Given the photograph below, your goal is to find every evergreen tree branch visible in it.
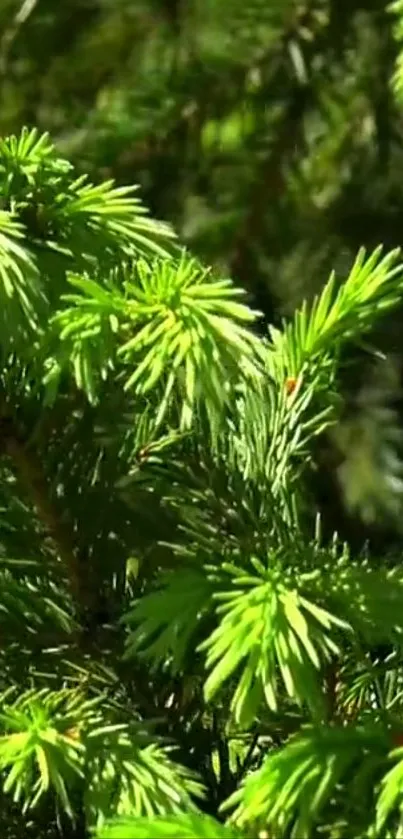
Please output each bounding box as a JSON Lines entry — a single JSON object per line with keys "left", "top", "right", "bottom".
{"left": 0, "top": 397, "right": 87, "bottom": 621}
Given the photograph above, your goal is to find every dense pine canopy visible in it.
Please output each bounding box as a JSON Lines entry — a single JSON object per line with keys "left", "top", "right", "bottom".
{"left": 3, "top": 2, "right": 403, "bottom": 838}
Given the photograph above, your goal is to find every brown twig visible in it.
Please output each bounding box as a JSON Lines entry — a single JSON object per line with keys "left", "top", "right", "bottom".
{"left": 0, "top": 396, "right": 90, "bottom": 622}
{"left": 4, "top": 433, "right": 82, "bottom": 600}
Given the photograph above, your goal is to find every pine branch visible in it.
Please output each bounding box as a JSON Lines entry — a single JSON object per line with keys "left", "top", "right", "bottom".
{"left": 0, "top": 397, "right": 89, "bottom": 623}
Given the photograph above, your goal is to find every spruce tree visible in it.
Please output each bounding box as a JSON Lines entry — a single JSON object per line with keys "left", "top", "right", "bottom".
{"left": 2, "top": 128, "right": 403, "bottom": 838}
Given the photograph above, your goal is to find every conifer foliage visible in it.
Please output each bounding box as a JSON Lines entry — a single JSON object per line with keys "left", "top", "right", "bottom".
{"left": 2, "top": 128, "right": 403, "bottom": 837}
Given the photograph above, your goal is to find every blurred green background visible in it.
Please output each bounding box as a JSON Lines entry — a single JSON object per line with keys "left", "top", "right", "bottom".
{"left": 2, "top": 0, "right": 401, "bottom": 312}
{"left": 2, "top": 0, "right": 403, "bottom": 537}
